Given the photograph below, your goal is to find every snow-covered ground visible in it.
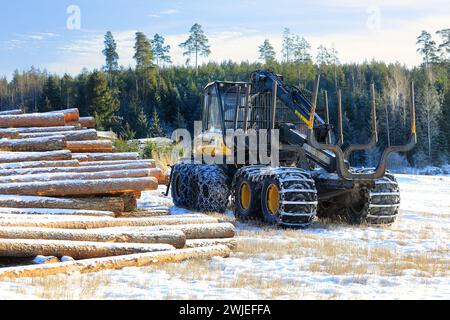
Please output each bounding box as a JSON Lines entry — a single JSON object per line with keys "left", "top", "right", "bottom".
{"left": 0, "top": 174, "right": 448, "bottom": 300}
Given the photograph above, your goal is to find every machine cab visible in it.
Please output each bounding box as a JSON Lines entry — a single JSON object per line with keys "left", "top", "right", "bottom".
{"left": 196, "top": 82, "right": 250, "bottom": 157}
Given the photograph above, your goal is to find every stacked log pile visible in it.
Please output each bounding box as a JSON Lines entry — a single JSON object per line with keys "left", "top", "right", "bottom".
{"left": 0, "top": 108, "right": 235, "bottom": 279}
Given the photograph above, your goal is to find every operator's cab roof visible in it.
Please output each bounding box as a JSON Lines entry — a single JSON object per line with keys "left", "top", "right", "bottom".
{"left": 204, "top": 81, "right": 250, "bottom": 91}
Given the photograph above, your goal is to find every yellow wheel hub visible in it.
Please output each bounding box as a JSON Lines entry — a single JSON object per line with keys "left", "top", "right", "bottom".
{"left": 240, "top": 182, "right": 251, "bottom": 210}
{"left": 267, "top": 184, "right": 280, "bottom": 215}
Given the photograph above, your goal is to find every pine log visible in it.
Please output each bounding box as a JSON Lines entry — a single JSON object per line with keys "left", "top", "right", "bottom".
{"left": 79, "top": 159, "right": 155, "bottom": 168}
{"left": 0, "top": 160, "right": 79, "bottom": 170}
{"left": 0, "top": 195, "right": 124, "bottom": 213}
{"left": 0, "top": 245, "right": 231, "bottom": 280}
{"left": 0, "top": 215, "right": 218, "bottom": 229}
{"left": 0, "top": 129, "right": 19, "bottom": 139}
{"left": 68, "top": 117, "right": 95, "bottom": 128}
{"left": 0, "top": 169, "right": 153, "bottom": 184}
{"left": 0, "top": 177, "right": 158, "bottom": 197}
{"left": 0, "top": 164, "right": 159, "bottom": 177}
{"left": 0, "top": 126, "right": 82, "bottom": 139}
{"left": 0, "top": 136, "right": 67, "bottom": 152}
{"left": 134, "top": 223, "right": 237, "bottom": 239}
{"left": 66, "top": 140, "right": 113, "bottom": 153}
{"left": 121, "top": 192, "right": 138, "bottom": 212}
{"left": 48, "top": 108, "right": 80, "bottom": 123}
{"left": 0, "top": 227, "right": 186, "bottom": 249}
{"left": 0, "top": 208, "right": 114, "bottom": 217}
{"left": 0, "top": 109, "right": 23, "bottom": 115}
{"left": 0, "top": 113, "right": 65, "bottom": 128}
{"left": 185, "top": 238, "right": 237, "bottom": 250}
{"left": 0, "top": 239, "right": 174, "bottom": 259}
{"left": 72, "top": 152, "right": 139, "bottom": 162}
{"left": 0, "top": 150, "right": 72, "bottom": 163}
{"left": 19, "top": 129, "right": 97, "bottom": 141}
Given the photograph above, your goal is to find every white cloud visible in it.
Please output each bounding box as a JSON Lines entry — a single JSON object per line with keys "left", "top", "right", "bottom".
{"left": 148, "top": 8, "right": 180, "bottom": 18}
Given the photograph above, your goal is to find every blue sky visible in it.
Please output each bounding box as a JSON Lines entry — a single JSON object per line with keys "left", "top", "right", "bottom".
{"left": 0, "top": 0, "right": 449, "bottom": 78}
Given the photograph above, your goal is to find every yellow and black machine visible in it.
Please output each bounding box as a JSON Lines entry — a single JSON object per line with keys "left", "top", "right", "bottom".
{"left": 169, "top": 70, "right": 417, "bottom": 227}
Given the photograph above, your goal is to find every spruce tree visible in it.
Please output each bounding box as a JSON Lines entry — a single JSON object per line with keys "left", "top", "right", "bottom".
{"left": 103, "top": 31, "right": 119, "bottom": 74}
{"left": 39, "top": 76, "right": 62, "bottom": 112}
{"left": 86, "top": 70, "right": 120, "bottom": 131}
{"left": 149, "top": 110, "right": 163, "bottom": 137}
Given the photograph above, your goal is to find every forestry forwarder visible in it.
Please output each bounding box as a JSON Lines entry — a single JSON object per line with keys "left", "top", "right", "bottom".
{"left": 168, "top": 70, "right": 417, "bottom": 227}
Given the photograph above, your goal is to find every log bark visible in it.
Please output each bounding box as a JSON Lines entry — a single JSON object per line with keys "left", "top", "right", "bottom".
{"left": 0, "top": 150, "right": 72, "bottom": 163}
{"left": 0, "top": 162, "right": 156, "bottom": 176}
{"left": 140, "top": 223, "right": 237, "bottom": 239}
{"left": 0, "top": 215, "right": 218, "bottom": 229}
{"left": 0, "top": 136, "right": 67, "bottom": 152}
{"left": 0, "top": 169, "right": 153, "bottom": 184}
{"left": 121, "top": 193, "right": 137, "bottom": 212}
{"left": 0, "top": 239, "right": 174, "bottom": 259}
{"left": 0, "top": 208, "right": 114, "bottom": 217}
{"left": 185, "top": 238, "right": 237, "bottom": 250}
{"left": 0, "top": 109, "right": 23, "bottom": 115}
{"left": 79, "top": 159, "right": 155, "bottom": 168}
{"left": 72, "top": 152, "right": 139, "bottom": 162}
{"left": 5, "top": 125, "right": 82, "bottom": 134}
{"left": 0, "top": 160, "right": 79, "bottom": 170}
{"left": 0, "top": 113, "right": 65, "bottom": 128}
{"left": 0, "top": 129, "right": 19, "bottom": 139}
{"left": 0, "top": 177, "right": 158, "bottom": 196}
{"left": 0, "top": 245, "right": 231, "bottom": 280}
{"left": 19, "top": 129, "right": 97, "bottom": 141}
{"left": 0, "top": 227, "right": 186, "bottom": 249}
{"left": 78, "top": 117, "right": 95, "bottom": 128}
{"left": 48, "top": 108, "right": 80, "bottom": 123}
{"left": 66, "top": 140, "right": 113, "bottom": 153}
{"left": 0, "top": 195, "right": 124, "bottom": 213}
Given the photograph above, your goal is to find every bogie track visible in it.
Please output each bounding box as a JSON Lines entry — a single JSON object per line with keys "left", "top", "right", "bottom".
{"left": 233, "top": 166, "right": 318, "bottom": 227}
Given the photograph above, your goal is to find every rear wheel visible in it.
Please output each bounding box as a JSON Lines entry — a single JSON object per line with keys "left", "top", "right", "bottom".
{"left": 233, "top": 174, "right": 262, "bottom": 221}
{"left": 261, "top": 179, "right": 282, "bottom": 225}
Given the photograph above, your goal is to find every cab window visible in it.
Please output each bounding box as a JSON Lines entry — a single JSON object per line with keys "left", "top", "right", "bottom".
{"left": 207, "top": 90, "right": 222, "bottom": 133}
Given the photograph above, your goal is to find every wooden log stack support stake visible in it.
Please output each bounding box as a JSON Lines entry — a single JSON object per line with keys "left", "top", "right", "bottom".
{"left": 0, "top": 107, "right": 236, "bottom": 277}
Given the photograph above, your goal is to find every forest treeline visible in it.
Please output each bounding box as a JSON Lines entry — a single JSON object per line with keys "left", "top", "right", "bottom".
{"left": 0, "top": 25, "right": 449, "bottom": 167}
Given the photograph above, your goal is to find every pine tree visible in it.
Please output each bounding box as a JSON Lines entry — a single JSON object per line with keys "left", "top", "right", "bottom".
{"left": 282, "top": 28, "right": 294, "bottom": 63}
{"left": 293, "top": 36, "right": 311, "bottom": 63}
{"left": 149, "top": 110, "right": 163, "bottom": 137}
{"left": 151, "top": 34, "right": 171, "bottom": 88}
{"left": 133, "top": 32, "right": 155, "bottom": 103}
{"left": 436, "top": 28, "right": 450, "bottom": 61}
{"left": 179, "top": 23, "right": 211, "bottom": 74}
{"left": 134, "top": 32, "right": 154, "bottom": 71}
{"left": 259, "top": 39, "right": 276, "bottom": 64}
{"left": 416, "top": 31, "right": 439, "bottom": 68}
{"left": 316, "top": 45, "right": 331, "bottom": 65}
{"left": 102, "top": 31, "right": 119, "bottom": 74}
{"left": 86, "top": 70, "right": 120, "bottom": 131}
{"left": 151, "top": 34, "right": 172, "bottom": 66}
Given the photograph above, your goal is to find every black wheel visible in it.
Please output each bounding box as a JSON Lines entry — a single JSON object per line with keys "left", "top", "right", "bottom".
{"left": 171, "top": 163, "right": 196, "bottom": 209}
{"left": 233, "top": 175, "right": 262, "bottom": 221}
{"left": 261, "top": 178, "right": 282, "bottom": 225}
{"left": 193, "top": 165, "right": 230, "bottom": 213}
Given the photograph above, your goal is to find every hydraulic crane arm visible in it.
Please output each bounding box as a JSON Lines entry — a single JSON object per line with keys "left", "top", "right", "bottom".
{"left": 250, "top": 70, "right": 417, "bottom": 181}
